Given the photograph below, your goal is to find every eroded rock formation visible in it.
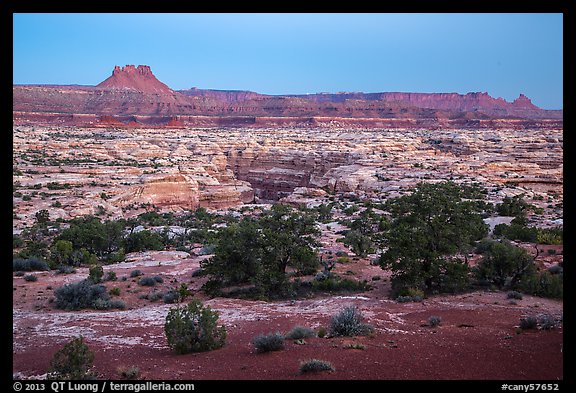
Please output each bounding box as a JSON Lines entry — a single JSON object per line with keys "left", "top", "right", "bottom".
{"left": 12, "top": 125, "right": 563, "bottom": 230}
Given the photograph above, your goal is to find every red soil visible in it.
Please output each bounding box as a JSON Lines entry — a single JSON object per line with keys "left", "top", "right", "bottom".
{"left": 13, "top": 251, "right": 563, "bottom": 381}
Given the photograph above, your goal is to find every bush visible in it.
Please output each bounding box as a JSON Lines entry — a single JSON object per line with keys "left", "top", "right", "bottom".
{"left": 48, "top": 336, "right": 95, "bottom": 380}
{"left": 103, "top": 271, "right": 117, "bottom": 281}
{"left": 519, "top": 314, "right": 559, "bottom": 331}
{"left": 13, "top": 257, "right": 50, "bottom": 272}
{"left": 24, "top": 274, "right": 38, "bottom": 282}
{"left": 520, "top": 271, "right": 563, "bottom": 299}
{"left": 547, "top": 264, "right": 563, "bottom": 275}
{"left": 54, "top": 279, "right": 111, "bottom": 310}
{"left": 109, "top": 287, "right": 121, "bottom": 296}
{"left": 285, "top": 326, "right": 316, "bottom": 340}
{"left": 496, "top": 195, "right": 530, "bottom": 217}
{"left": 118, "top": 366, "right": 140, "bottom": 380}
{"left": 428, "top": 316, "right": 442, "bottom": 327}
{"left": 395, "top": 288, "right": 424, "bottom": 302}
{"left": 153, "top": 275, "right": 164, "bottom": 283}
{"left": 519, "top": 316, "right": 538, "bottom": 330}
{"left": 474, "top": 240, "right": 535, "bottom": 289}
{"left": 13, "top": 235, "right": 25, "bottom": 249}
{"left": 507, "top": 291, "right": 523, "bottom": 300}
{"left": 252, "top": 333, "right": 285, "bottom": 353}
{"left": 163, "top": 290, "right": 179, "bottom": 304}
{"left": 317, "top": 327, "right": 327, "bottom": 338}
{"left": 343, "top": 342, "right": 365, "bottom": 350}
{"left": 164, "top": 299, "right": 227, "bottom": 354}
{"left": 329, "top": 305, "right": 374, "bottom": 337}
{"left": 130, "top": 270, "right": 143, "bottom": 278}
{"left": 88, "top": 265, "right": 104, "bottom": 283}
{"left": 124, "top": 230, "right": 165, "bottom": 253}
{"left": 538, "top": 314, "right": 558, "bottom": 330}
{"left": 311, "top": 276, "right": 370, "bottom": 292}
{"left": 139, "top": 276, "right": 157, "bottom": 286}
{"left": 55, "top": 265, "right": 76, "bottom": 275}
{"left": 141, "top": 290, "right": 163, "bottom": 302}
{"left": 299, "top": 359, "right": 335, "bottom": 373}
{"left": 93, "top": 298, "right": 126, "bottom": 310}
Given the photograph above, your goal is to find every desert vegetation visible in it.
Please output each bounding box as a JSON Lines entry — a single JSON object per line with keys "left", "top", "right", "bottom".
{"left": 164, "top": 299, "right": 227, "bottom": 354}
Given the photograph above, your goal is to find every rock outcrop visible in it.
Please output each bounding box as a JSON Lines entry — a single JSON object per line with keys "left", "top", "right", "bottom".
{"left": 13, "top": 125, "right": 562, "bottom": 230}
{"left": 97, "top": 65, "right": 174, "bottom": 94}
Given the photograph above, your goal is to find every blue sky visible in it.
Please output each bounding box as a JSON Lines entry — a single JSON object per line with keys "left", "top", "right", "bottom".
{"left": 13, "top": 13, "right": 563, "bottom": 109}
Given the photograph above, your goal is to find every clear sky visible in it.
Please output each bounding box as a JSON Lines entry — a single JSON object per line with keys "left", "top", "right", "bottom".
{"left": 13, "top": 13, "right": 563, "bottom": 109}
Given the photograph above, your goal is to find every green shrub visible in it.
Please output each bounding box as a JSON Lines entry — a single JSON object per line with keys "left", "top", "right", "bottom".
{"left": 48, "top": 336, "right": 95, "bottom": 380}
{"left": 130, "top": 270, "right": 143, "bottom": 278}
{"left": 139, "top": 276, "right": 157, "bottom": 286}
{"left": 343, "top": 342, "right": 365, "bottom": 350}
{"left": 299, "top": 359, "right": 335, "bottom": 373}
{"left": 24, "top": 274, "right": 38, "bottom": 282}
{"left": 140, "top": 290, "right": 163, "bottom": 302}
{"left": 124, "top": 230, "right": 165, "bottom": 253}
{"left": 104, "top": 271, "right": 117, "bottom": 281}
{"left": 547, "top": 264, "right": 563, "bottom": 275}
{"left": 109, "top": 287, "right": 121, "bottom": 296}
{"left": 395, "top": 288, "right": 424, "bottom": 302}
{"left": 537, "top": 227, "right": 563, "bottom": 245}
{"left": 88, "top": 265, "right": 104, "bottom": 283}
{"left": 519, "top": 316, "right": 538, "bottom": 330}
{"left": 164, "top": 299, "right": 227, "bottom": 354}
{"left": 496, "top": 195, "right": 530, "bottom": 217}
{"left": 336, "top": 256, "right": 350, "bottom": 264}
{"left": 163, "top": 290, "right": 179, "bottom": 304}
{"left": 538, "top": 314, "right": 558, "bottom": 330}
{"left": 252, "top": 333, "right": 285, "bottom": 353}
{"left": 474, "top": 240, "right": 535, "bottom": 289}
{"left": 520, "top": 271, "right": 563, "bottom": 299}
{"left": 54, "top": 279, "right": 110, "bottom": 310}
{"left": 13, "top": 257, "right": 50, "bottom": 272}
{"left": 55, "top": 265, "right": 76, "bottom": 275}
{"left": 93, "top": 298, "right": 126, "bottom": 310}
{"left": 317, "top": 327, "right": 327, "bottom": 338}
{"left": 428, "top": 316, "right": 442, "bottom": 327}
{"left": 285, "top": 326, "right": 315, "bottom": 340}
{"left": 311, "top": 276, "right": 370, "bottom": 292}
{"left": 153, "top": 275, "right": 164, "bottom": 283}
{"left": 506, "top": 291, "right": 523, "bottom": 300}
{"left": 13, "top": 235, "right": 25, "bottom": 249}
{"left": 118, "top": 366, "right": 140, "bottom": 380}
{"left": 329, "top": 305, "right": 374, "bottom": 337}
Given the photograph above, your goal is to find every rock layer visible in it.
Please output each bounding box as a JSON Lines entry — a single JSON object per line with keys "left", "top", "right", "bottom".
{"left": 13, "top": 65, "right": 562, "bottom": 129}
{"left": 13, "top": 126, "right": 563, "bottom": 230}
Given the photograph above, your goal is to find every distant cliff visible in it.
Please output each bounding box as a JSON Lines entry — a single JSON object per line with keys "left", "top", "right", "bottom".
{"left": 13, "top": 65, "right": 562, "bottom": 128}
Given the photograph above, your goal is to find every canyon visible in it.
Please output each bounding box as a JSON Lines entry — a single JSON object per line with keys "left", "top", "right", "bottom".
{"left": 12, "top": 125, "right": 563, "bottom": 229}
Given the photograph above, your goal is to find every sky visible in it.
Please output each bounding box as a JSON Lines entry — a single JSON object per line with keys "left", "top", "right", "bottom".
{"left": 13, "top": 13, "right": 563, "bottom": 109}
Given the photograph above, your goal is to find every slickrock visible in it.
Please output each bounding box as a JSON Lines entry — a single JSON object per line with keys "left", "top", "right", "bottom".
{"left": 12, "top": 125, "right": 562, "bottom": 231}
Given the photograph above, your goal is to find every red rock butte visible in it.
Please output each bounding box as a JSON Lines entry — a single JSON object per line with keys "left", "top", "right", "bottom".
{"left": 97, "top": 64, "right": 174, "bottom": 94}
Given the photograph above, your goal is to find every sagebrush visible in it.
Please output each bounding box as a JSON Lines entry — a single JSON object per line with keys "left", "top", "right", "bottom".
{"left": 329, "top": 305, "right": 374, "bottom": 337}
